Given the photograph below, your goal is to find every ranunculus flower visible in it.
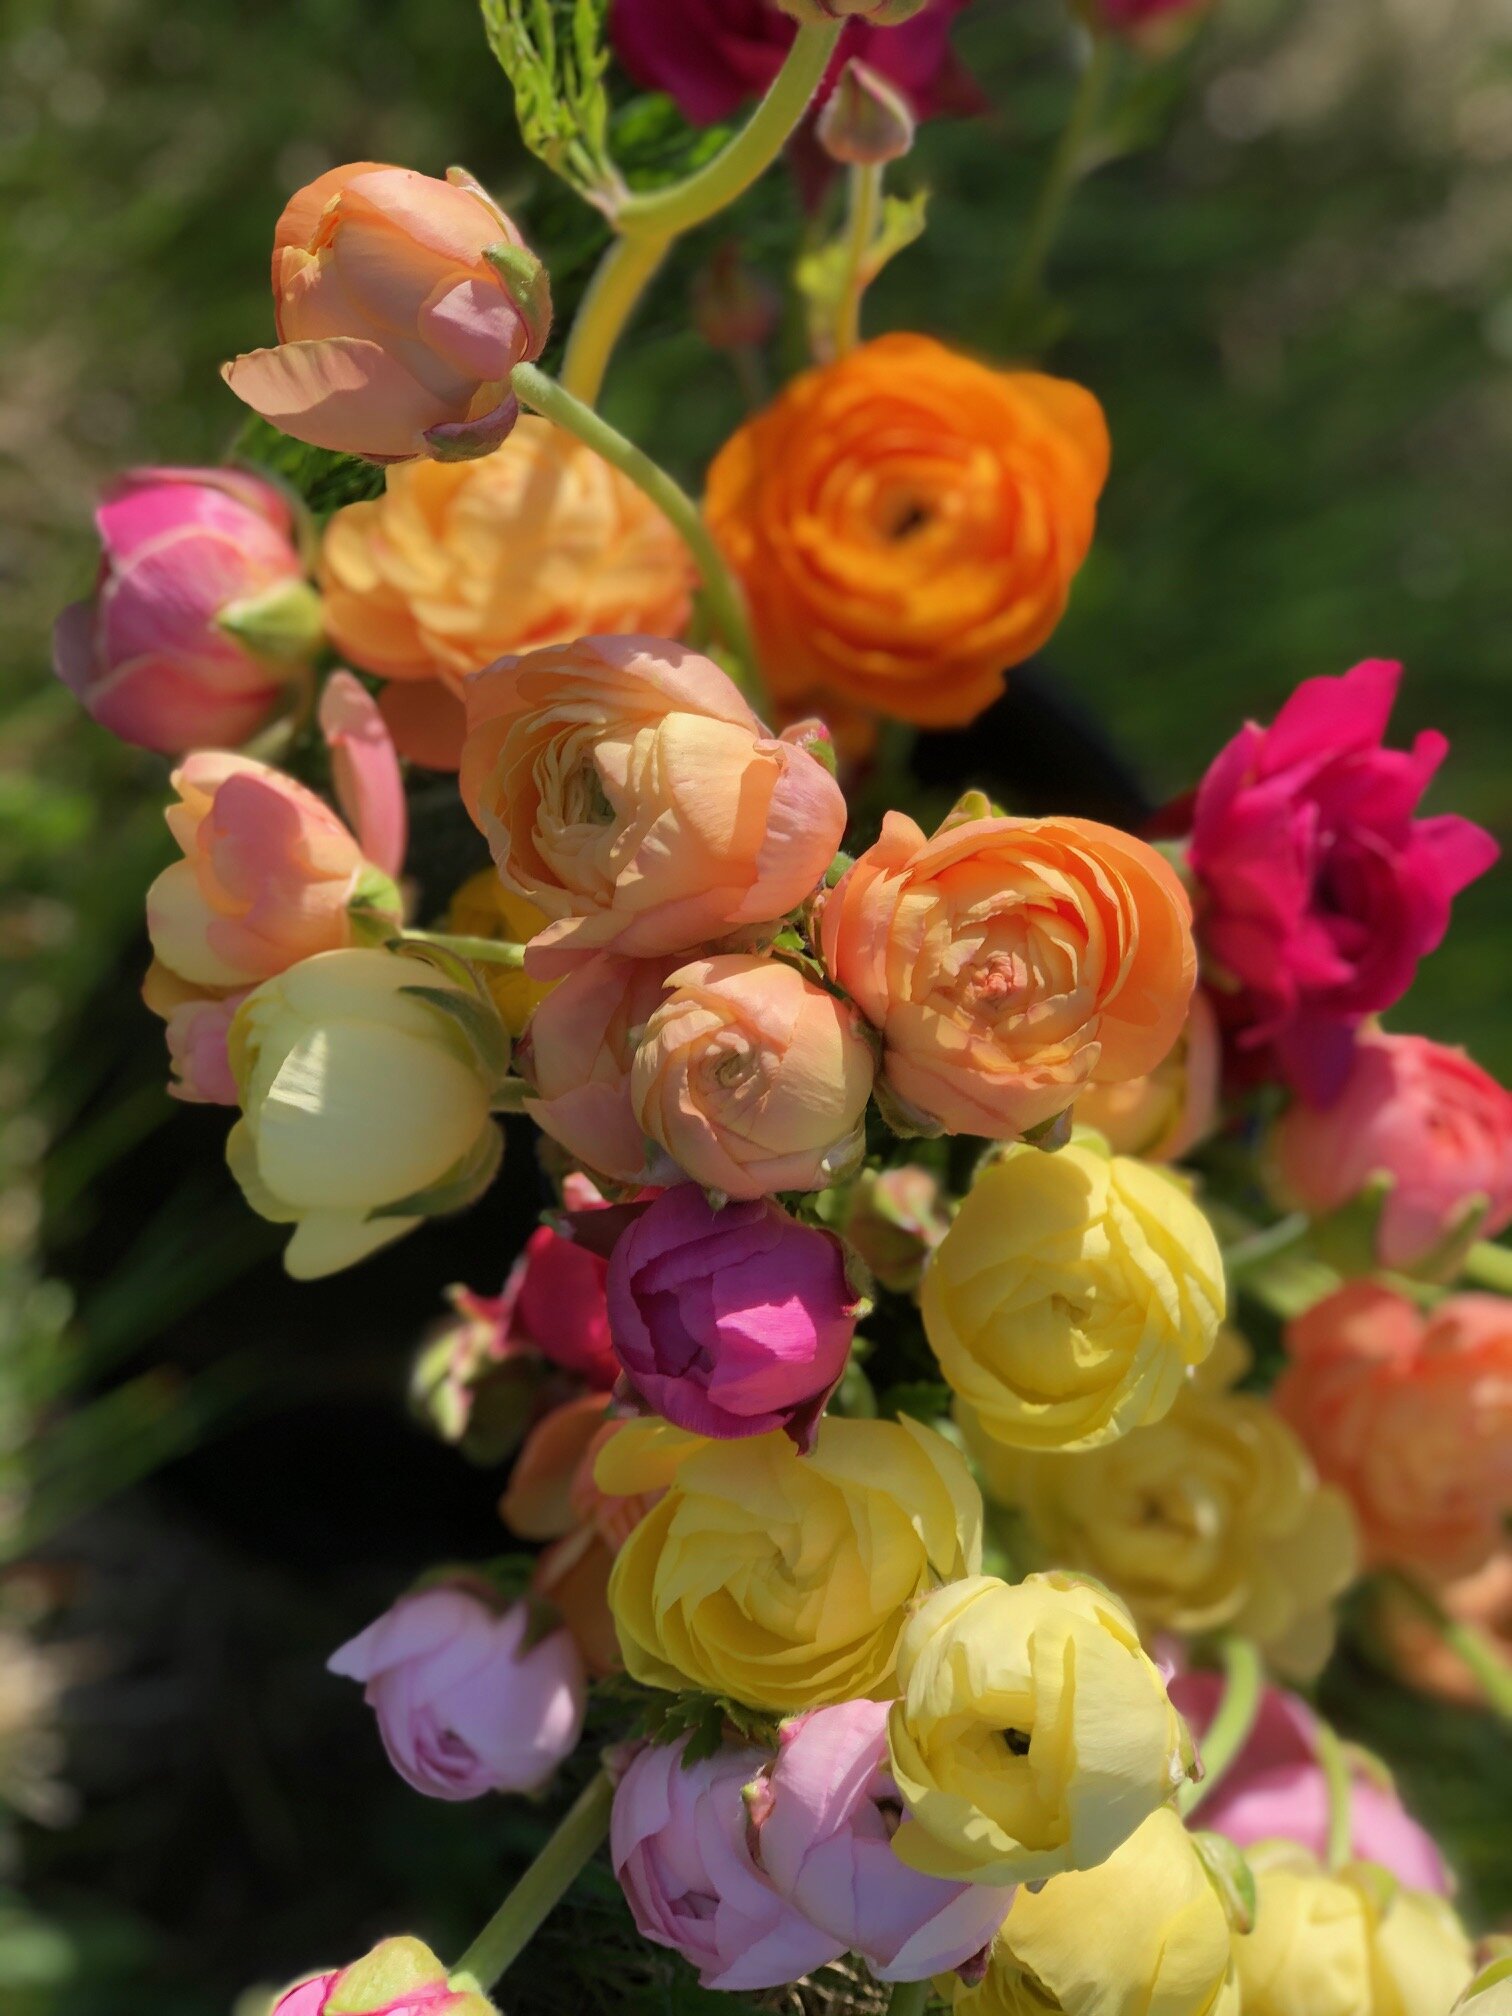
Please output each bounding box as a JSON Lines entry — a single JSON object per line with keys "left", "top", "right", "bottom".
{"left": 1274, "top": 1283, "right": 1512, "bottom": 1581}
{"left": 444, "top": 869, "right": 555, "bottom": 1034}
{"left": 837, "top": 1163, "right": 951, "bottom": 1294}
{"left": 270, "top": 1937, "right": 498, "bottom": 2016}
{"left": 495, "top": 1209, "right": 619, "bottom": 1388}
{"left": 1267, "top": 1028, "right": 1512, "bottom": 1278}
{"left": 1236, "top": 1850, "right": 1472, "bottom": 2016}
{"left": 604, "top": 1414, "right": 980, "bottom": 1711}
{"left": 964, "top": 1336, "right": 1357, "bottom": 1677}
{"left": 1186, "top": 660, "right": 1498, "bottom": 1100}
{"left": 53, "top": 466, "right": 319, "bottom": 754}
{"left": 222, "top": 164, "right": 550, "bottom": 463}
{"left": 923, "top": 1137, "right": 1224, "bottom": 1451}
{"left": 317, "top": 672, "right": 408, "bottom": 879}
{"left": 318, "top": 419, "right": 695, "bottom": 769}
{"left": 1169, "top": 1669, "right": 1450, "bottom": 1893}
{"left": 611, "top": 0, "right": 977, "bottom": 129}
{"left": 226, "top": 947, "right": 506, "bottom": 1278}
{"left": 606, "top": 1183, "right": 858, "bottom": 1444}
{"left": 748, "top": 1699, "right": 1012, "bottom": 1980}
{"left": 817, "top": 805, "right": 1194, "bottom": 1139}
{"left": 888, "top": 1572, "right": 1195, "bottom": 1886}
{"left": 1074, "top": 987, "right": 1221, "bottom": 1164}
{"left": 706, "top": 336, "right": 1109, "bottom": 729}
{"left": 952, "top": 1810, "right": 1242, "bottom": 2016}
{"left": 610, "top": 1735, "right": 846, "bottom": 1990}
{"left": 460, "top": 636, "right": 847, "bottom": 976}
{"left": 327, "top": 1584, "right": 585, "bottom": 1800}
{"left": 630, "top": 953, "right": 876, "bottom": 1199}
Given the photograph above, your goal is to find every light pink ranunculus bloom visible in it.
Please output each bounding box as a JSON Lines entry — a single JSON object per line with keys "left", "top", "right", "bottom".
{"left": 269, "top": 1937, "right": 497, "bottom": 2016}
{"left": 223, "top": 164, "right": 550, "bottom": 463}
{"left": 1170, "top": 1667, "right": 1450, "bottom": 1894}
{"left": 328, "top": 1585, "right": 585, "bottom": 1801}
{"left": 53, "top": 466, "right": 315, "bottom": 754}
{"left": 319, "top": 671, "right": 408, "bottom": 878}
{"left": 748, "top": 1700, "right": 1013, "bottom": 1980}
{"left": 610, "top": 1735, "right": 846, "bottom": 1990}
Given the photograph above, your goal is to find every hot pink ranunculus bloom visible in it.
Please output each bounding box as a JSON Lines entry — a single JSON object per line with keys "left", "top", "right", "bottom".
{"left": 1187, "top": 660, "right": 1498, "bottom": 1101}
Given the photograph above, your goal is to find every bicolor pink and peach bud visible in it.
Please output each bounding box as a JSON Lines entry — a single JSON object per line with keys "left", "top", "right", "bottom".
{"left": 269, "top": 1937, "right": 497, "bottom": 2016}
{"left": 53, "top": 467, "right": 319, "bottom": 754}
{"left": 222, "top": 164, "right": 551, "bottom": 463}
{"left": 816, "top": 58, "right": 917, "bottom": 164}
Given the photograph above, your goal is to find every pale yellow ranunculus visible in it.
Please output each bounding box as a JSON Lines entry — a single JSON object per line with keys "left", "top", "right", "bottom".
{"left": 887, "top": 1571, "right": 1196, "bottom": 1885}
{"left": 951, "top": 1808, "right": 1243, "bottom": 2016}
{"left": 921, "top": 1136, "right": 1223, "bottom": 1453}
{"left": 602, "top": 1414, "right": 981, "bottom": 1712}
{"left": 226, "top": 947, "right": 505, "bottom": 1280}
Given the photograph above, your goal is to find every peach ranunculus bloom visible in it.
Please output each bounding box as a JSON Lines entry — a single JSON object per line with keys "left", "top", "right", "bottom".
{"left": 1274, "top": 1283, "right": 1512, "bottom": 1580}
{"left": 631, "top": 953, "right": 876, "bottom": 1199}
{"left": 815, "top": 801, "right": 1196, "bottom": 1139}
{"left": 1075, "top": 986, "right": 1221, "bottom": 1163}
{"left": 316, "top": 419, "right": 697, "bottom": 769}
{"left": 704, "top": 332, "right": 1109, "bottom": 730}
{"left": 460, "top": 636, "right": 848, "bottom": 978}
{"left": 222, "top": 163, "right": 550, "bottom": 464}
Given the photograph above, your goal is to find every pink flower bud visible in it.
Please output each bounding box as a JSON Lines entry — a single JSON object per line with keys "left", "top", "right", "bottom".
{"left": 816, "top": 58, "right": 917, "bottom": 163}
{"left": 606, "top": 1184, "right": 859, "bottom": 1446}
{"left": 840, "top": 1164, "right": 950, "bottom": 1294}
{"left": 270, "top": 1937, "right": 497, "bottom": 2016}
{"left": 749, "top": 1700, "right": 1013, "bottom": 1980}
{"left": 53, "top": 467, "right": 317, "bottom": 754}
{"left": 328, "top": 1585, "right": 585, "bottom": 1800}
{"left": 223, "top": 164, "right": 551, "bottom": 464}
{"left": 691, "top": 242, "right": 783, "bottom": 352}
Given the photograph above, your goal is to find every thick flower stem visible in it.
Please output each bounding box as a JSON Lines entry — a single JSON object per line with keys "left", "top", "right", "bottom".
{"left": 1178, "top": 1635, "right": 1263, "bottom": 1819}
{"left": 1313, "top": 1720, "right": 1354, "bottom": 1869}
{"left": 453, "top": 1769, "right": 614, "bottom": 1989}
{"left": 1463, "top": 1239, "right": 1512, "bottom": 1293}
{"left": 1003, "top": 30, "right": 1113, "bottom": 331}
{"left": 886, "top": 1982, "right": 932, "bottom": 2016}
{"left": 400, "top": 928, "right": 526, "bottom": 968}
{"left": 1380, "top": 1569, "right": 1512, "bottom": 1723}
{"left": 835, "top": 161, "right": 885, "bottom": 357}
{"left": 510, "top": 361, "right": 760, "bottom": 694}
{"left": 559, "top": 230, "right": 671, "bottom": 406}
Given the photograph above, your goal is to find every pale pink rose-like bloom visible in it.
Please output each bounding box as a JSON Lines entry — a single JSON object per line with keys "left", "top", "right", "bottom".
{"left": 328, "top": 1585, "right": 585, "bottom": 1801}
{"left": 460, "top": 636, "right": 847, "bottom": 978}
{"left": 748, "top": 1700, "right": 1013, "bottom": 1980}
{"left": 611, "top": 1735, "right": 846, "bottom": 1990}
{"left": 53, "top": 466, "right": 312, "bottom": 754}
{"left": 222, "top": 163, "right": 550, "bottom": 464}
{"left": 1269, "top": 1028, "right": 1512, "bottom": 1274}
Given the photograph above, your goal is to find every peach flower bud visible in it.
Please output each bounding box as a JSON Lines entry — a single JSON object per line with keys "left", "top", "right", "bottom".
{"left": 816, "top": 59, "right": 917, "bottom": 164}
{"left": 460, "top": 636, "right": 847, "bottom": 977}
{"left": 631, "top": 953, "right": 876, "bottom": 1199}
{"left": 817, "top": 804, "right": 1195, "bottom": 1139}
{"left": 1075, "top": 986, "right": 1221, "bottom": 1163}
{"left": 222, "top": 164, "right": 550, "bottom": 463}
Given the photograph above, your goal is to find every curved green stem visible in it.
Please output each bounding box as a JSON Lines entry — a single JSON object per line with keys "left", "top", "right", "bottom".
{"left": 1178, "top": 1636, "right": 1263, "bottom": 1819}
{"left": 886, "top": 1983, "right": 931, "bottom": 2016}
{"left": 834, "top": 160, "right": 884, "bottom": 357}
{"left": 560, "top": 231, "right": 672, "bottom": 407}
{"left": 1313, "top": 1721, "right": 1354, "bottom": 1870}
{"left": 1004, "top": 31, "right": 1113, "bottom": 330}
{"left": 1381, "top": 1569, "right": 1512, "bottom": 1722}
{"left": 401, "top": 928, "right": 527, "bottom": 969}
{"left": 1221, "top": 1212, "right": 1311, "bottom": 1279}
{"left": 1463, "top": 1239, "right": 1512, "bottom": 1294}
{"left": 511, "top": 361, "right": 759, "bottom": 694}
{"left": 453, "top": 1769, "right": 613, "bottom": 1989}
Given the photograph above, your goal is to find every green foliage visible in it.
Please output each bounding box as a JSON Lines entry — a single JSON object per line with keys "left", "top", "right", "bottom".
{"left": 231, "top": 416, "right": 386, "bottom": 518}
{"left": 481, "top": 0, "right": 620, "bottom": 206}
{"left": 638, "top": 1691, "right": 781, "bottom": 1766}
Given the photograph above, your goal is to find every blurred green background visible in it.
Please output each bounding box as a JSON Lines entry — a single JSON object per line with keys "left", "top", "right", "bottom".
{"left": 2, "top": 0, "right": 1510, "bottom": 2008}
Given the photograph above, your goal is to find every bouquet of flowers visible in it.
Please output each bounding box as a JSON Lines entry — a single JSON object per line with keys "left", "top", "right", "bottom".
{"left": 49, "top": 1, "right": 1512, "bottom": 2012}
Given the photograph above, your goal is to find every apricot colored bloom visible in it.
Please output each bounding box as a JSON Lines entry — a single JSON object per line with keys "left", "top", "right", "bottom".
{"left": 223, "top": 163, "right": 549, "bottom": 463}
{"left": 519, "top": 953, "right": 680, "bottom": 1185}
{"left": 447, "top": 870, "right": 554, "bottom": 1036}
{"left": 603, "top": 1413, "right": 981, "bottom": 1711}
{"left": 817, "top": 805, "right": 1195, "bottom": 1139}
{"left": 887, "top": 1572, "right": 1195, "bottom": 1885}
{"left": 923, "top": 1137, "right": 1224, "bottom": 1451}
{"left": 705, "top": 334, "right": 1108, "bottom": 728}
{"left": 1275, "top": 1283, "right": 1512, "bottom": 1580}
{"left": 1075, "top": 987, "right": 1221, "bottom": 1164}
{"left": 460, "top": 636, "right": 846, "bottom": 976}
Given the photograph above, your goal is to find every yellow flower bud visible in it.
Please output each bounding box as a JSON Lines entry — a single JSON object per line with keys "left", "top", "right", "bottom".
{"left": 921, "top": 1137, "right": 1224, "bottom": 1452}
{"left": 447, "top": 869, "right": 554, "bottom": 1035}
{"left": 887, "top": 1571, "right": 1196, "bottom": 1885}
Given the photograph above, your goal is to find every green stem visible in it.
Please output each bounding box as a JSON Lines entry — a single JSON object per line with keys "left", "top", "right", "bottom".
{"left": 1463, "top": 1239, "right": 1512, "bottom": 1294}
{"left": 834, "top": 160, "right": 884, "bottom": 357}
{"left": 511, "top": 361, "right": 759, "bottom": 694}
{"left": 453, "top": 1770, "right": 614, "bottom": 1989}
{"left": 1178, "top": 1636, "right": 1263, "bottom": 1819}
{"left": 559, "top": 230, "right": 671, "bottom": 407}
{"left": 1220, "top": 1212, "right": 1311, "bottom": 1279}
{"left": 401, "top": 928, "right": 527, "bottom": 968}
{"left": 1314, "top": 1720, "right": 1354, "bottom": 1869}
{"left": 1381, "top": 1569, "right": 1512, "bottom": 1722}
{"left": 886, "top": 1983, "right": 931, "bottom": 2016}
{"left": 1004, "top": 31, "right": 1113, "bottom": 329}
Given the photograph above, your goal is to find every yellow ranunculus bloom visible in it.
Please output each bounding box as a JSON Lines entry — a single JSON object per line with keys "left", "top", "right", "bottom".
{"left": 446, "top": 869, "right": 554, "bottom": 1036}
{"left": 602, "top": 1414, "right": 981, "bottom": 1712}
{"left": 1237, "top": 1852, "right": 1473, "bottom": 2016}
{"left": 951, "top": 1809, "right": 1243, "bottom": 2015}
{"left": 962, "top": 1336, "right": 1359, "bottom": 1680}
{"left": 226, "top": 947, "right": 504, "bottom": 1280}
{"left": 887, "top": 1571, "right": 1196, "bottom": 1885}
{"left": 921, "top": 1136, "right": 1223, "bottom": 1452}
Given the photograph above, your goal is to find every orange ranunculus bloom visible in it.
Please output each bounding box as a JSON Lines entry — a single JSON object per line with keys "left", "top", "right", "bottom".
{"left": 1275, "top": 1284, "right": 1512, "bottom": 1581}
{"left": 704, "top": 332, "right": 1109, "bottom": 729}
{"left": 816, "top": 803, "right": 1195, "bottom": 1139}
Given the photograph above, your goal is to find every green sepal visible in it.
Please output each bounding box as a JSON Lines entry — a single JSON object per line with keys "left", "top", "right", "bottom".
{"left": 872, "top": 1073, "right": 945, "bottom": 1141}
{"left": 483, "top": 240, "right": 554, "bottom": 351}
{"left": 347, "top": 868, "right": 404, "bottom": 941}
{"left": 1192, "top": 1832, "right": 1257, "bottom": 1935}
{"left": 217, "top": 578, "right": 325, "bottom": 663}
{"left": 1022, "top": 1107, "right": 1075, "bottom": 1153}
{"left": 367, "top": 1119, "right": 504, "bottom": 1222}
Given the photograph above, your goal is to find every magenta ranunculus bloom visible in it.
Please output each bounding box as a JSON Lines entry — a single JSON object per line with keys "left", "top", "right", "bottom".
{"left": 53, "top": 466, "right": 316, "bottom": 754}
{"left": 502, "top": 1217, "right": 620, "bottom": 1389}
{"left": 611, "top": 1735, "right": 847, "bottom": 1990}
{"left": 605, "top": 1183, "right": 859, "bottom": 1447}
{"left": 1187, "top": 660, "right": 1498, "bottom": 1101}
{"left": 610, "top": 0, "right": 978, "bottom": 128}
{"left": 1170, "top": 1668, "right": 1450, "bottom": 1893}
{"left": 748, "top": 1699, "right": 1012, "bottom": 1980}
{"left": 328, "top": 1585, "right": 586, "bottom": 1801}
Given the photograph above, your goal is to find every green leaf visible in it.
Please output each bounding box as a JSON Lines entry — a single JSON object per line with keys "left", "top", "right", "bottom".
{"left": 481, "top": 0, "right": 623, "bottom": 208}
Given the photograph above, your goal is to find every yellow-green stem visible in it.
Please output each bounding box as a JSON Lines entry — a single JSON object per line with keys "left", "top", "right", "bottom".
{"left": 1178, "top": 1636, "right": 1263, "bottom": 1819}
{"left": 453, "top": 1770, "right": 613, "bottom": 1988}
{"left": 1381, "top": 1569, "right": 1512, "bottom": 1722}
{"left": 887, "top": 1983, "right": 931, "bottom": 2016}
{"left": 401, "top": 928, "right": 527, "bottom": 968}
{"left": 559, "top": 230, "right": 671, "bottom": 406}
{"left": 1314, "top": 1721, "right": 1354, "bottom": 1869}
{"left": 1463, "top": 1239, "right": 1512, "bottom": 1294}
{"left": 1004, "top": 31, "right": 1113, "bottom": 329}
{"left": 834, "top": 160, "right": 884, "bottom": 356}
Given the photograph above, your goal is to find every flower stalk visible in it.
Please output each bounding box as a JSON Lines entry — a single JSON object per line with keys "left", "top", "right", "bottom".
{"left": 1177, "top": 1635, "right": 1263, "bottom": 1819}
{"left": 1003, "top": 29, "right": 1114, "bottom": 329}
{"left": 453, "top": 1768, "right": 614, "bottom": 1989}
{"left": 1313, "top": 1720, "right": 1354, "bottom": 1869}
{"left": 1381, "top": 1569, "right": 1512, "bottom": 1723}
{"left": 835, "top": 161, "right": 886, "bottom": 356}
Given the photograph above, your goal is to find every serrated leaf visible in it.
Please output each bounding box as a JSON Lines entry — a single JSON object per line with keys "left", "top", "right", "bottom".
{"left": 481, "top": 0, "right": 623, "bottom": 209}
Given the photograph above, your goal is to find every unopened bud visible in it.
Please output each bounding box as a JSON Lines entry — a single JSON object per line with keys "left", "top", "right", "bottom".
{"left": 817, "top": 60, "right": 916, "bottom": 166}
{"left": 692, "top": 242, "right": 781, "bottom": 352}
{"left": 841, "top": 1164, "right": 949, "bottom": 1294}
